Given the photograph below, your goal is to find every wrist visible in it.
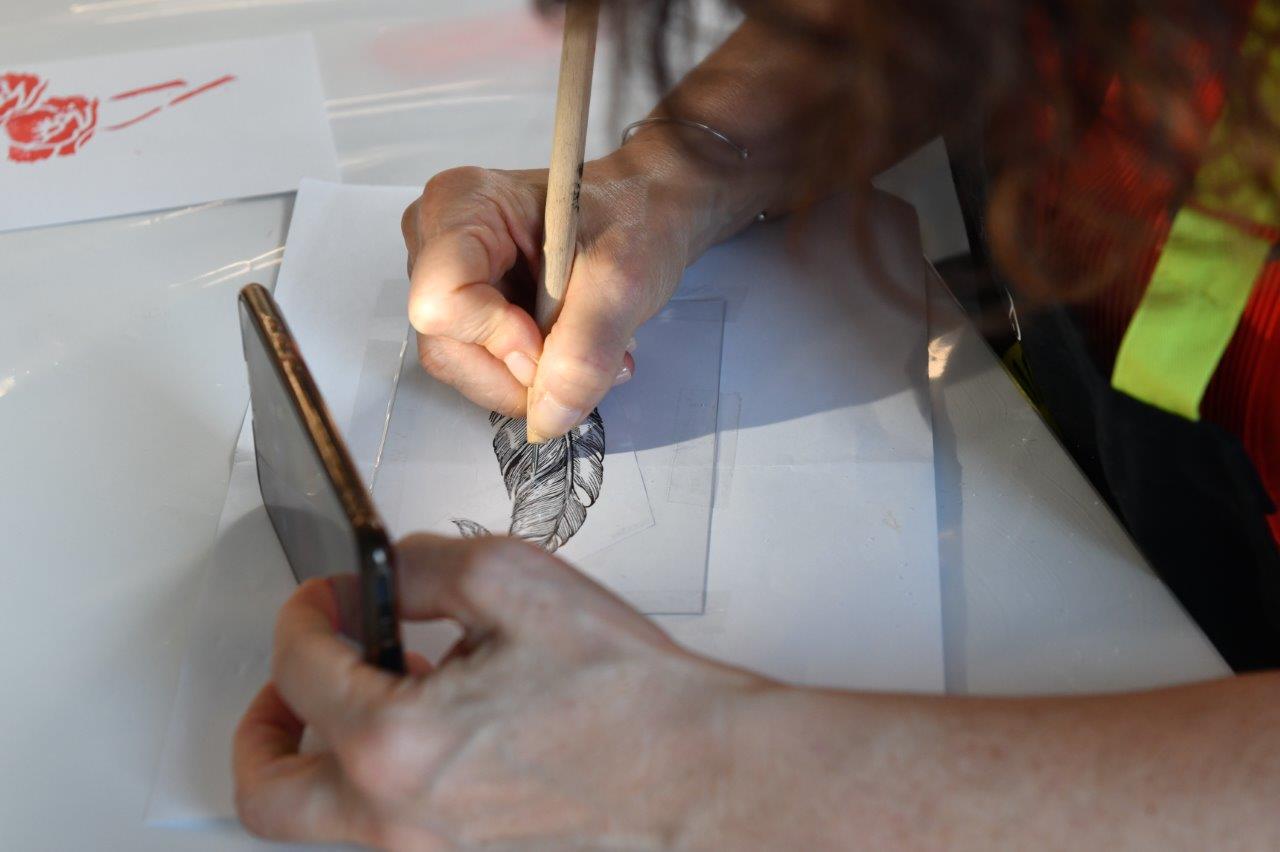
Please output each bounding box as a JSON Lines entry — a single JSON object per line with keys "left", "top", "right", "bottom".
{"left": 594, "top": 122, "right": 767, "bottom": 259}
{"left": 680, "top": 682, "right": 833, "bottom": 849}
{"left": 632, "top": 654, "right": 774, "bottom": 851}
{"left": 685, "top": 684, "right": 943, "bottom": 850}
{"left": 669, "top": 668, "right": 861, "bottom": 851}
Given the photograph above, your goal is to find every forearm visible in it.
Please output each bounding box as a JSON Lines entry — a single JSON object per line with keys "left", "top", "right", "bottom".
{"left": 701, "top": 674, "right": 1280, "bottom": 848}
{"left": 622, "top": 16, "right": 851, "bottom": 250}
{"left": 609, "top": 8, "right": 957, "bottom": 259}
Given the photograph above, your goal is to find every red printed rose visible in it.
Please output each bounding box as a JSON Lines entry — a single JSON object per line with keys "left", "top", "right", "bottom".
{"left": 0, "top": 72, "right": 46, "bottom": 124}
{"left": 0, "top": 71, "right": 235, "bottom": 164}
{"left": 6, "top": 96, "right": 99, "bottom": 162}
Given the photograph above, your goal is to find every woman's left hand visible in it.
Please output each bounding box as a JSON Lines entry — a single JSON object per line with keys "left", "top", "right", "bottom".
{"left": 232, "top": 534, "right": 767, "bottom": 850}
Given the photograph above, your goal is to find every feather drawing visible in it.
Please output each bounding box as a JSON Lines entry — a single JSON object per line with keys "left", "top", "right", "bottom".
{"left": 450, "top": 518, "right": 491, "bottom": 538}
{"left": 453, "top": 408, "right": 605, "bottom": 552}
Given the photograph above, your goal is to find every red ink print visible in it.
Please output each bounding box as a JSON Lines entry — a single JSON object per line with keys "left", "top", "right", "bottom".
{"left": 1, "top": 71, "right": 236, "bottom": 163}
{"left": 0, "top": 73, "right": 47, "bottom": 124}
{"left": 103, "top": 74, "right": 239, "bottom": 133}
{"left": 168, "top": 74, "right": 236, "bottom": 106}
{"left": 6, "top": 96, "right": 98, "bottom": 162}
{"left": 110, "top": 79, "right": 186, "bottom": 100}
{"left": 103, "top": 106, "right": 162, "bottom": 131}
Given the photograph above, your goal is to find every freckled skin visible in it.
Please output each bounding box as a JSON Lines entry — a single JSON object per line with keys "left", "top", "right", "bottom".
{"left": 234, "top": 533, "right": 1280, "bottom": 850}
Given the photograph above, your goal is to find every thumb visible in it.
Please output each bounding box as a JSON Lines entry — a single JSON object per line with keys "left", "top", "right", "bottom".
{"left": 527, "top": 261, "right": 644, "bottom": 442}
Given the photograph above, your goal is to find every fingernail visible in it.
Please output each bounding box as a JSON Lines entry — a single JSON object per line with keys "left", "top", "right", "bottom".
{"left": 612, "top": 363, "right": 633, "bottom": 386}
{"left": 528, "top": 390, "right": 584, "bottom": 441}
{"left": 503, "top": 351, "right": 537, "bottom": 387}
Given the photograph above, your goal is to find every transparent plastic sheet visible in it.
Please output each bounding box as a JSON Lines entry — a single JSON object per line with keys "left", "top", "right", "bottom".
{"left": 146, "top": 180, "right": 424, "bottom": 826}
{"left": 648, "top": 198, "right": 945, "bottom": 691}
{"left": 144, "top": 326, "right": 412, "bottom": 827}
{"left": 373, "top": 296, "right": 726, "bottom": 617}
{"left": 146, "top": 180, "right": 724, "bottom": 825}
{"left": 344, "top": 278, "right": 412, "bottom": 484}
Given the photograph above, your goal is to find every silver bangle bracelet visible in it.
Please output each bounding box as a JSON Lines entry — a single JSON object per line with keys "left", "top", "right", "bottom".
{"left": 620, "top": 117, "right": 750, "bottom": 160}
{"left": 619, "top": 117, "right": 767, "bottom": 222}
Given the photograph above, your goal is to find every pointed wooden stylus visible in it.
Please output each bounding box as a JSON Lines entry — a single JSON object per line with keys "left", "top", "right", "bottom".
{"left": 527, "top": 0, "right": 600, "bottom": 443}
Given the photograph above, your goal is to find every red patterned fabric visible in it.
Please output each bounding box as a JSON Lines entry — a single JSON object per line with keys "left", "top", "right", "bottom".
{"left": 1027, "top": 2, "right": 1280, "bottom": 543}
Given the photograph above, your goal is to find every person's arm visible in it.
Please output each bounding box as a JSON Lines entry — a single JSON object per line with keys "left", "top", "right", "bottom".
{"left": 401, "top": 11, "right": 958, "bottom": 441}
{"left": 234, "top": 535, "right": 1280, "bottom": 849}
{"left": 721, "top": 675, "right": 1280, "bottom": 847}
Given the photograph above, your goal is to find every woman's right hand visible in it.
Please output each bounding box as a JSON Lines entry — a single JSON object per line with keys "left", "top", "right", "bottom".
{"left": 401, "top": 139, "right": 723, "bottom": 440}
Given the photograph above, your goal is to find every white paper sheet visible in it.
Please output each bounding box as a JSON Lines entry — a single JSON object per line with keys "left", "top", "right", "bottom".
{"left": 654, "top": 194, "right": 944, "bottom": 693}
{"left": 0, "top": 34, "right": 338, "bottom": 232}
{"left": 149, "top": 183, "right": 943, "bottom": 827}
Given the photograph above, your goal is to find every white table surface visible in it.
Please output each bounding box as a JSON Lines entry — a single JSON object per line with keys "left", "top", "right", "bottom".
{"left": 0, "top": 1, "right": 1228, "bottom": 849}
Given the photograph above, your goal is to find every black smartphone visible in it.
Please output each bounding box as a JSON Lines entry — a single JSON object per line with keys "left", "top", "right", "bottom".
{"left": 238, "top": 282, "right": 405, "bottom": 673}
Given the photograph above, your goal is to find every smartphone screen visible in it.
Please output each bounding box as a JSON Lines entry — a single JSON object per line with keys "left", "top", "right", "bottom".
{"left": 239, "top": 292, "right": 403, "bottom": 671}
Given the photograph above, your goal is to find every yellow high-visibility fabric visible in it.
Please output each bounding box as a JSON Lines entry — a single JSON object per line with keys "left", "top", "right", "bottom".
{"left": 1111, "top": 209, "right": 1272, "bottom": 419}
{"left": 1110, "top": 0, "right": 1279, "bottom": 418}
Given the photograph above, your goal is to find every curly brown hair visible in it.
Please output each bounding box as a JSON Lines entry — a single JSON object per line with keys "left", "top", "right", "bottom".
{"left": 583, "top": 0, "right": 1280, "bottom": 305}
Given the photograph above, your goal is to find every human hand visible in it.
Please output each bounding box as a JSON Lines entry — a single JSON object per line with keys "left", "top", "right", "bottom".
{"left": 233, "top": 534, "right": 766, "bottom": 850}
{"left": 401, "top": 141, "right": 718, "bottom": 441}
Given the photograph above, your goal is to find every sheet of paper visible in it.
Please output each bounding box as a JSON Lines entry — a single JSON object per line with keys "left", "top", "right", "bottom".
{"left": 655, "top": 193, "right": 944, "bottom": 693}
{"left": 149, "top": 183, "right": 942, "bottom": 827}
{"left": 0, "top": 34, "right": 338, "bottom": 232}
{"left": 375, "top": 297, "right": 725, "bottom": 615}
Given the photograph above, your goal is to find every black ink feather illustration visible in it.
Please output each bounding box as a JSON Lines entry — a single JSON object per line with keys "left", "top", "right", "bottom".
{"left": 453, "top": 409, "right": 605, "bottom": 552}
{"left": 450, "top": 518, "right": 491, "bottom": 538}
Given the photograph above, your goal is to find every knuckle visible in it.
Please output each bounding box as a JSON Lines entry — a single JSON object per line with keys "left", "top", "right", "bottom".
{"left": 413, "top": 287, "right": 510, "bottom": 349}
{"left": 423, "top": 165, "right": 488, "bottom": 200}
{"left": 476, "top": 535, "right": 541, "bottom": 567}
{"left": 408, "top": 290, "right": 451, "bottom": 336}
{"left": 268, "top": 637, "right": 303, "bottom": 689}
{"left": 399, "top": 200, "right": 418, "bottom": 243}
{"left": 541, "top": 350, "right": 615, "bottom": 402}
